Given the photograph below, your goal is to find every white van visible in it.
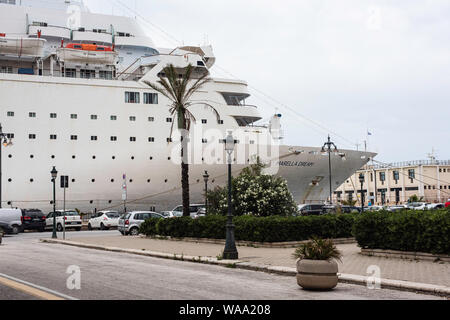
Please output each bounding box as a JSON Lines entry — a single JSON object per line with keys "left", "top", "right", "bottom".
{"left": 0, "top": 208, "right": 22, "bottom": 234}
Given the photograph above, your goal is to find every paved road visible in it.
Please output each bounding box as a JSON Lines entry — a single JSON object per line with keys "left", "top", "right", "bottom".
{"left": 0, "top": 232, "right": 443, "bottom": 300}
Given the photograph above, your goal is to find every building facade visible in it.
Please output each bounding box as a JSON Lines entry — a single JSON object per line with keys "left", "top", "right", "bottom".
{"left": 334, "top": 160, "right": 450, "bottom": 206}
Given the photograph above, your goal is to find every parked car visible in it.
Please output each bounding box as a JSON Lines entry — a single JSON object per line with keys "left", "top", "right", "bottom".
{"left": 20, "top": 209, "right": 46, "bottom": 232}
{"left": 405, "top": 202, "right": 426, "bottom": 210}
{"left": 445, "top": 199, "right": 450, "bottom": 208}
{"left": 297, "top": 204, "right": 324, "bottom": 216}
{"left": 363, "top": 205, "right": 385, "bottom": 212}
{"left": 425, "top": 203, "right": 444, "bottom": 210}
{"left": 321, "top": 205, "right": 361, "bottom": 214}
{"left": 0, "top": 221, "right": 14, "bottom": 235}
{"left": 88, "top": 211, "right": 120, "bottom": 230}
{"left": 45, "top": 210, "right": 82, "bottom": 231}
{"left": 171, "top": 204, "right": 206, "bottom": 218}
{"left": 159, "top": 211, "right": 182, "bottom": 218}
{"left": 118, "top": 211, "right": 164, "bottom": 236}
{"left": 0, "top": 208, "right": 22, "bottom": 234}
{"left": 386, "top": 206, "right": 406, "bottom": 212}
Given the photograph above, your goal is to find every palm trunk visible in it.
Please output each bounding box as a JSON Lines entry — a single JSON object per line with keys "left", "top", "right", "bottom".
{"left": 180, "top": 110, "right": 190, "bottom": 217}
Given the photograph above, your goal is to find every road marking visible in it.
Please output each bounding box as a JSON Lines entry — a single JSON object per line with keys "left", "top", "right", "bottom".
{"left": 0, "top": 273, "right": 78, "bottom": 300}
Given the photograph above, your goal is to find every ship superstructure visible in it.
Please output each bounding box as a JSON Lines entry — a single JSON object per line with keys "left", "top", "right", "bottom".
{"left": 0, "top": 0, "right": 375, "bottom": 212}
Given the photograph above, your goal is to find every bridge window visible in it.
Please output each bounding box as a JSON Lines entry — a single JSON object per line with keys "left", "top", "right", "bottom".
{"left": 144, "top": 93, "right": 158, "bottom": 104}
{"left": 125, "top": 92, "right": 140, "bottom": 103}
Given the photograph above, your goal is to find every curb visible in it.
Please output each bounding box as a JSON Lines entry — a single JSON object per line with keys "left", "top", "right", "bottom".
{"left": 40, "top": 238, "right": 450, "bottom": 298}
{"left": 140, "top": 235, "right": 356, "bottom": 248}
{"left": 360, "top": 248, "right": 450, "bottom": 263}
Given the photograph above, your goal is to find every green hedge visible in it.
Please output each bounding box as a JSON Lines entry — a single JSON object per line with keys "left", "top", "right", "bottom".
{"left": 353, "top": 209, "right": 450, "bottom": 254}
{"left": 139, "top": 214, "right": 357, "bottom": 243}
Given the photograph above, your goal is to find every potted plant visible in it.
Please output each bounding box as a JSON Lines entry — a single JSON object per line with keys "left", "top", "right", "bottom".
{"left": 293, "top": 238, "right": 342, "bottom": 290}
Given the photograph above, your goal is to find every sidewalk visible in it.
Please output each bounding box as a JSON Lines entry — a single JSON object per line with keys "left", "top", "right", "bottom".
{"left": 42, "top": 234, "right": 450, "bottom": 296}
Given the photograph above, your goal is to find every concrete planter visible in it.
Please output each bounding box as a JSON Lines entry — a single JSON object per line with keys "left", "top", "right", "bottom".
{"left": 296, "top": 259, "right": 339, "bottom": 290}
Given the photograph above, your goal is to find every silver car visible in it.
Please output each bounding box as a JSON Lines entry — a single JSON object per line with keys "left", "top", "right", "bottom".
{"left": 118, "top": 211, "right": 164, "bottom": 236}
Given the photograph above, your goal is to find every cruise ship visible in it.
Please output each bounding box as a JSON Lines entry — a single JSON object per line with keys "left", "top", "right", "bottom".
{"left": 0, "top": 0, "right": 375, "bottom": 213}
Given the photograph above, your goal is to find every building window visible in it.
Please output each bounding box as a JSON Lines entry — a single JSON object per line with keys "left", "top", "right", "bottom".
{"left": 202, "top": 138, "right": 208, "bottom": 144}
{"left": 129, "top": 116, "right": 136, "bottom": 121}
{"left": 71, "top": 114, "right": 77, "bottom": 119}
{"left": 130, "top": 137, "right": 136, "bottom": 142}
{"left": 408, "top": 169, "right": 415, "bottom": 180}
{"left": 166, "top": 118, "right": 172, "bottom": 123}
{"left": 110, "top": 115, "right": 117, "bottom": 121}
{"left": 29, "top": 134, "right": 36, "bottom": 139}
{"left": 143, "top": 93, "right": 158, "bottom": 104}
{"left": 148, "top": 117, "right": 154, "bottom": 122}
{"left": 6, "top": 133, "right": 14, "bottom": 139}
{"left": 99, "top": 70, "right": 113, "bottom": 80}
{"left": 148, "top": 137, "right": 155, "bottom": 142}
{"left": 202, "top": 119, "right": 207, "bottom": 124}
{"left": 91, "top": 115, "right": 98, "bottom": 120}
{"left": 50, "top": 113, "right": 57, "bottom": 119}
{"left": 110, "top": 136, "right": 117, "bottom": 141}
{"left": 80, "top": 69, "right": 95, "bottom": 79}
{"left": 167, "top": 138, "right": 172, "bottom": 143}
{"left": 91, "top": 136, "right": 98, "bottom": 141}
{"left": 393, "top": 171, "right": 399, "bottom": 181}
{"left": 29, "top": 112, "right": 36, "bottom": 118}
{"left": 64, "top": 68, "right": 76, "bottom": 78}
{"left": 379, "top": 172, "right": 386, "bottom": 182}
{"left": 7, "top": 111, "right": 14, "bottom": 117}
{"left": 0, "top": 66, "right": 13, "bottom": 74}
{"left": 50, "top": 134, "right": 57, "bottom": 140}
{"left": 71, "top": 135, "right": 77, "bottom": 140}
{"left": 218, "top": 120, "right": 224, "bottom": 124}
{"left": 125, "top": 92, "right": 140, "bottom": 103}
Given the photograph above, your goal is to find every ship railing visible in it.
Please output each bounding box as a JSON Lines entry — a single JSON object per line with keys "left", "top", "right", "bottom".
{"left": 371, "top": 160, "right": 450, "bottom": 169}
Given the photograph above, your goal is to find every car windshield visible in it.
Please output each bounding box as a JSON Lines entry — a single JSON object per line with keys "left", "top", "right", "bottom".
{"left": 173, "top": 212, "right": 183, "bottom": 217}
{"left": 106, "top": 212, "right": 120, "bottom": 218}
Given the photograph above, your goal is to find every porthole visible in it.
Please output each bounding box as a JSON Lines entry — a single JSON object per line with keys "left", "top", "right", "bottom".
{"left": 8, "top": 154, "right": 12, "bottom": 158}
{"left": 72, "top": 155, "right": 76, "bottom": 159}
{"left": 129, "top": 179, "right": 133, "bottom": 183}
{"left": 91, "top": 179, "right": 95, "bottom": 183}
{"left": 30, "top": 179, "right": 34, "bottom": 183}
{"left": 212, "top": 179, "right": 215, "bottom": 183}
{"left": 89, "top": 200, "right": 93, "bottom": 204}
{"left": 7, "top": 201, "right": 11, "bottom": 205}
{"left": 196, "top": 179, "right": 200, "bottom": 183}
{"left": 131, "top": 156, "right": 135, "bottom": 160}
{"left": 164, "top": 179, "right": 168, "bottom": 183}
{"left": 92, "top": 156, "right": 96, "bottom": 159}
{"left": 111, "top": 179, "right": 114, "bottom": 183}
{"left": 112, "top": 156, "right": 116, "bottom": 160}
{"left": 150, "top": 157, "right": 153, "bottom": 160}
{"left": 168, "top": 157, "right": 171, "bottom": 160}
{"left": 108, "top": 200, "right": 112, "bottom": 204}
{"left": 8, "top": 178, "right": 12, "bottom": 182}
{"left": 50, "top": 201, "right": 53, "bottom": 204}
{"left": 147, "top": 179, "right": 151, "bottom": 183}
{"left": 71, "top": 179, "right": 75, "bottom": 183}
{"left": 51, "top": 155, "right": 55, "bottom": 159}
{"left": 30, "top": 155, "right": 34, "bottom": 159}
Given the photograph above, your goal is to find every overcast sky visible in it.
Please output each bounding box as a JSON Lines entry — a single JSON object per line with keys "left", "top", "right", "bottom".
{"left": 85, "top": 0, "right": 450, "bottom": 163}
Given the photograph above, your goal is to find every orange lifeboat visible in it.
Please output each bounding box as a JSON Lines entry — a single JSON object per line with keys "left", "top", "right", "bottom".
{"left": 57, "top": 43, "right": 118, "bottom": 65}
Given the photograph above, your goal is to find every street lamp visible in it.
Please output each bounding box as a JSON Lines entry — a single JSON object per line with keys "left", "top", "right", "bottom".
{"left": 203, "top": 170, "right": 209, "bottom": 215}
{"left": 359, "top": 173, "right": 365, "bottom": 212}
{"left": 221, "top": 132, "right": 239, "bottom": 260}
{"left": 0, "top": 124, "right": 13, "bottom": 209}
{"left": 321, "top": 135, "right": 338, "bottom": 205}
{"left": 51, "top": 166, "right": 58, "bottom": 239}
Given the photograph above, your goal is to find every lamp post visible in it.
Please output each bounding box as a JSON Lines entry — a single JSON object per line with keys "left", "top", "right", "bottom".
{"left": 321, "top": 135, "right": 338, "bottom": 205}
{"left": 221, "top": 132, "right": 239, "bottom": 260}
{"left": 51, "top": 166, "right": 58, "bottom": 239}
{"left": 0, "top": 124, "right": 13, "bottom": 209}
{"left": 203, "top": 170, "right": 209, "bottom": 215}
{"left": 359, "top": 173, "right": 365, "bottom": 213}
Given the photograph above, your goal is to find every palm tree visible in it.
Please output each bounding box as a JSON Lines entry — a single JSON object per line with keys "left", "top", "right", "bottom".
{"left": 144, "top": 63, "right": 219, "bottom": 217}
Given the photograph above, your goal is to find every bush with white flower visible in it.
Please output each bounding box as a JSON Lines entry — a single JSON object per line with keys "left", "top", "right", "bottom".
{"left": 207, "top": 160, "right": 297, "bottom": 216}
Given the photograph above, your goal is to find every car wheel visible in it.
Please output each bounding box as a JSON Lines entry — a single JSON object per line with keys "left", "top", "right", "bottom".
{"left": 11, "top": 225, "right": 20, "bottom": 235}
{"left": 100, "top": 223, "right": 106, "bottom": 230}
{"left": 57, "top": 224, "right": 63, "bottom": 232}
{"left": 38, "top": 227, "right": 45, "bottom": 232}
{"left": 88, "top": 223, "right": 92, "bottom": 231}
{"left": 75, "top": 227, "right": 81, "bottom": 231}
{"left": 130, "top": 227, "right": 139, "bottom": 236}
